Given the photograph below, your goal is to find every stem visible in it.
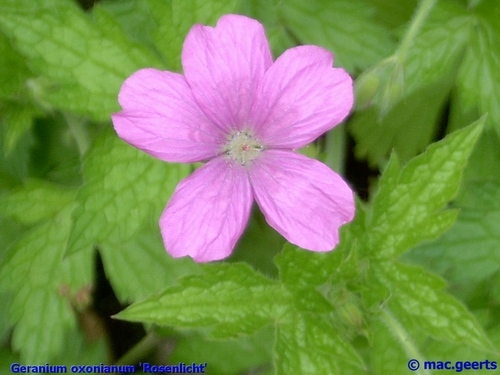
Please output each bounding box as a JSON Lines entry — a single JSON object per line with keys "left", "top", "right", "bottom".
{"left": 114, "top": 331, "right": 161, "bottom": 367}
{"left": 64, "top": 113, "right": 89, "bottom": 156}
{"left": 381, "top": 307, "right": 431, "bottom": 375}
{"left": 324, "top": 124, "right": 346, "bottom": 174}
{"left": 376, "top": 0, "right": 436, "bottom": 115}
{"left": 397, "top": 0, "right": 437, "bottom": 62}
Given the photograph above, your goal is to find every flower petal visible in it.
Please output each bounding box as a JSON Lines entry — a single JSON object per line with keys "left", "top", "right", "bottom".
{"left": 182, "top": 14, "right": 273, "bottom": 132}
{"left": 160, "top": 157, "right": 253, "bottom": 262}
{"left": 249, "top": 150, "right": 354, "bottom": 251}
{"left": 251, "top": 45, "right": 353, "bottom": 149}
{"left": 112, "top": 68, "right": 225, "bottom": 163}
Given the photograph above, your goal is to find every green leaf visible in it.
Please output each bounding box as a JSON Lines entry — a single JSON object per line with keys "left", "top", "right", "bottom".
{"left": 230, "top": 208, "right": 285, "bottom": 278}
{"left": 0, "top": 0, "right": 163, "bottom": 120}
{"left": 275, "top": 199, "right": 367, "bottom": 294}
{"left": 353, "top": 118, "right": 491, "bottom": 360}
{"left": 365, "top": 0, "right": 419, "bottom": 29}
{"left": 273, "top": 216, "right": 368, "bottom": 374}
{"left": 370, "top": 315, "right": 413, "bottom": 375}
{"left": 26, "top": 114, "right": 84, "bottom": 186}
{"left": 22, "top": 114, "right": 178, "bottom": 314}
{"left": 276, "top": 243, "right": 340, "bottom": 291}
{"left": 170, "top": 329, "right": 274, "bottom": 375}
{"left": 0, "top": 179, "right": 75, "bottom": 226}
{"left": 145, "top": 0, "right": 240, "bottom": 71}
{"left": 0, "top": 104, "right": 34, "bottom": 185}
{"left": 275, "top": 312, "right": 365, "bottom": 375}
{"left": 53, "top": 329, "right": 107, "bottom": 367}
{"left": 0, "top": 347, "right": 19, "bottom": 371}
{"left": 0, "top": 32, "right": 32, "bottom": 99}
{"left": 280, "top": 0, "right": 395, "bottom": 73}
{"left": 351, "top": 74, "right": 456, "bottom": 166}
{"left": 275, "top": 244, "right": 338, "bottom": 314}
{"left": 406, "top": 172, "right": 500, "bottom": 303}
{"left": 238, "top": 0, "right": 296, "bottom": 58}
{"left": 0, "top": 103, "right": 36, "bottom": 156}
{"left": 0, "top": 205, "right": 93, "bottom": 363}
{"left": 67, "top": 129, "right": 191, "bottom": 302}
{"left": 116, "top": 263, "right": 291, "bottom": 338}
{"left": 411, "top": 129, "right": 500, "bottom": 305}
{"left": 372, "top": 262, "right": 490, "bottom": 349}
{"left": 67, "top": 129, "right": 189, "bottom": 255}
{"left": 371, "top": 307, "right": 495, "bottom": 375}
{"left": 0, "top": 291, "right": 13, "bottom": 342}
{"left": 351, "top": 1, "right": 469, "bottom": 165}
{"left": 420, "top": 332, "right": 500, "bottom": 375}
{"left": 367, "top": 118, "right": 484, "bottom": 259}
{"left": 402, "top": 0, "right": 469, "bottom": 94}
{"left": 93, "top": 0, "right": 157, "bottom": 48}
{"left": 99, "top": 228, "right": 199, "bottom": 303}
{"left": 462, "top": 124, "right": 500, "bottom": 182}
{"left": 457, "top": 0, "right": 500, "bottom": 134}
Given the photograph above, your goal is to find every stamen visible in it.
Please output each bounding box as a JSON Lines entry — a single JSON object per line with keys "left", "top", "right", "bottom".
{"left": 223, "top": 130, "right": 263, "bottom": 166}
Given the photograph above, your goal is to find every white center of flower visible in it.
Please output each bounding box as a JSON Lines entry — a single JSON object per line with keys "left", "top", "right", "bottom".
{"left": 223, "top": 130, "right": 263, "bottom": 166}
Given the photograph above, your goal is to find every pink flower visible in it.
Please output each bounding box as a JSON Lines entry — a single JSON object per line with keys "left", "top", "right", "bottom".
{"left": 112, "top": 14, "right": 355, "bottom": 262}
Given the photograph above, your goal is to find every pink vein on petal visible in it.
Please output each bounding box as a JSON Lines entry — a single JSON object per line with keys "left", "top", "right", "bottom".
{"left": 160, "top": 157, "right": 253, "bottom": 262}
{"left": 249, "top": 150, "right": 355, "bottom": 251}
{"left": 251, "top": 45, "right": 353, "bottom": 148}
{"left": 112, "top": 68, "right": 224, "bottom": 163}
{"left": 182, "top": 14, "right": 273, "bottom": 132}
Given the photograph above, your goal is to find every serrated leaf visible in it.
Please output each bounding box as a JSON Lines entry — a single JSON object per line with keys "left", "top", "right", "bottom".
{"left": 367, "top": 118, "right": 484, "bottom": 259}
{"left": 67, "top": 129, "right": 189, "bottom": 256}
{"left": 0, "top": 0, "right": 163, "bottom": 120}
{"left": 407, "top": 177, "right": 500, "bottom": 304}
{"left": 275, "top": 245, "right": 336, "bottom": 314}
{"left": 145, "top": 0, "right": 239, "bottom": 71}
{"left": 274, "top": 210, "right": 367, "bottom": 314}
{"left": 116, "top": 263, "right": 291, "bottom": 338}
{"left": 274, "top": 237, "right": 356, "bottom": 314}
{"left": 0, "top": 205, "right": 93, "bottom": 363}
{"left": 0, "top": 179, "right": 75, "bottom": 226}
{"left": 373, "top": 262, "right": 490, "bottom": 349}
{"left": 280, "top": 0, "right": 395, "bottom": 73}
{"left": 275, "top": 312, "right": 365, "bottom": 375}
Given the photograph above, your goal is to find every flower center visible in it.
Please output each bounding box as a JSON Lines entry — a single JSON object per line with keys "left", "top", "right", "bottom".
{"left": 223, "top": 131, "right": 263, "bottom": 166}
